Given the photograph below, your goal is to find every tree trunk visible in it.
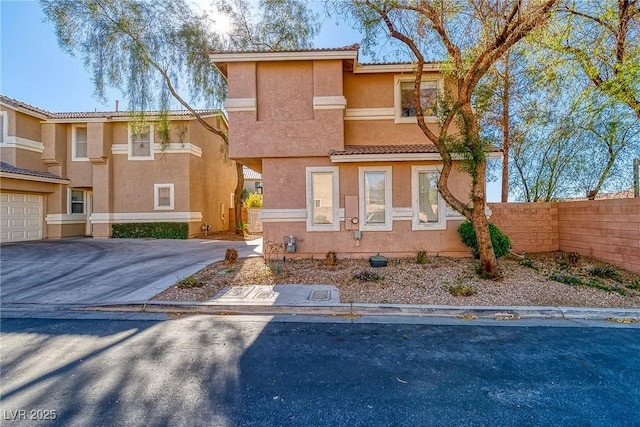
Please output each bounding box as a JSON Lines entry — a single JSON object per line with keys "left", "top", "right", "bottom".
{"left": 501, "top": 54, "right": 511, "bottom": 203}
{"left": 234, "top": 162, "right": 244, "bottom": 234}
{"left": 470, "top": 154, "right": 500, "bottom": 279}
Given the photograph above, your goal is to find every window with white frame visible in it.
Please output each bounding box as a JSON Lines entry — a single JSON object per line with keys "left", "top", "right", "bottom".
{"left": 129, "top": 124, "right": 154, "bottom": 159}
{"left": 0, "top": 111, "right": 7, "bottom": 144}
{"left": 154, "top": 183, "right": 174, "bottom": 210}
{"left": 411, "top": 166, "right": 446, "bottom": 230}
{"left": 306, "top": 166, "right": 339, "bottom": 231}
{"left": 395, "top": 76, "right": 441, "bottom": 123}
{"left": 72, "top": 125, "right": 88, "bottom": 160}
{"left": 359, "top": 166, "right": 392, "bottom": 231}
{"left": 69, "top": 189, "right": 85, "bottom": 214}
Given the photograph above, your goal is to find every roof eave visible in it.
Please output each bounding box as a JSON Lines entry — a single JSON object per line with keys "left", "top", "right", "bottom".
{"left": 0, "top": 171, "right": 70, "bottom": 185}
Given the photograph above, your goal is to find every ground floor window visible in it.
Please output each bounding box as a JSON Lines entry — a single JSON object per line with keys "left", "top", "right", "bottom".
{"left": 359, "top": 166, "right": 392, "bottom": 231}
{"left": 306, "top": 166, "right": 339, "bottom": 231}
{"left": 69, "top": 189, "right": 85, "bottom": 214}
{"left": 411, "top": 166, "right": 446, "bottom": 230}
{"left": 154, "top": 183, "right": 174, "bottom": 210}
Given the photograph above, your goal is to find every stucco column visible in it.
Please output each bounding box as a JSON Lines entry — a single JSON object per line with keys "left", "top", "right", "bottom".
{"left": 88, "top": 122, "right": 113, "bottom": 238}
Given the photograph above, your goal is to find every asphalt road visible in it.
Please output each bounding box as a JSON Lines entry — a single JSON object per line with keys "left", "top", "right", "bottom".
{"left": 1, "top": 316, "right": 638, "bottom": 427}
{"left": 0, "top": 238, "right": 262, "bottom": 305}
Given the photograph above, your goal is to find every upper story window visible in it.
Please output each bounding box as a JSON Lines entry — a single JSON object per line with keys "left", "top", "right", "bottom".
{"left": 128, "top": 124, "right": 154, "bottom": 160}
{"left": 359, "top": 166, "right": 393, "bottom": 231}
{"left": 72, "top": 125, "right": 88, "bottom": 160}
{"left": 411, "top": 166, "right": 446, "bottom": 230}
{"left": 395, "top": 76, "right": 441, "bottom": 124}
{"left": 306, "top": 166, "right": 340, "bottom": 232}
{"left": 0, "top": 111, "right": 7, "bottom": 144}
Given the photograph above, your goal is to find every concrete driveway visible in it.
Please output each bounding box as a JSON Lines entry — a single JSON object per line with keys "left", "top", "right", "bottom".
{"left": 0, "top": 237, "right": 262, "bottom": 305}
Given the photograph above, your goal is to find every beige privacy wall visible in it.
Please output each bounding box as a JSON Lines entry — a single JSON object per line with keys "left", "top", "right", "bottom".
{"left": 489, "top": 198, "right": 640, "bottom": 273}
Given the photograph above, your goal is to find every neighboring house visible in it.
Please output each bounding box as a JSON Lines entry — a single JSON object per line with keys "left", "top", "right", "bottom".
{"left": 243, "top": 165, "right": 263, "bottom": 193}
{"left": 0, "top": 95, "right": 236, "bottom": 242}
{"left": 211, "top": 45, "right": 499, "bottom": 257}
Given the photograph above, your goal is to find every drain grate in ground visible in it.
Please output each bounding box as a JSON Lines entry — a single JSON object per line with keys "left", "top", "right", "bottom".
{"left": 254, "top": 290, "right": 276, "bottom": 300}
{"left": 223, "top": 287, "right": 254, "bottom": 299}
{"left": 308, "top": 289, "right": 331, "bottom": 301}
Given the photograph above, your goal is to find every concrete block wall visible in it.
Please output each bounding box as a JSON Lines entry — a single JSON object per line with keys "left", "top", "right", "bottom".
{"left": 489, "top": 202, "right": 559, "bottom": 253}
{"left": 489, "top": 199, "right": 639, "bottom": 274}
{"left": 557, "top": 199, "right": 639, "bottom": 274}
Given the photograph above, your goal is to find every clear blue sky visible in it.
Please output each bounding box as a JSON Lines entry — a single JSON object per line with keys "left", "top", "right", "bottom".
{"left": 0, "top": 0, "right": 501, "bottom": 200}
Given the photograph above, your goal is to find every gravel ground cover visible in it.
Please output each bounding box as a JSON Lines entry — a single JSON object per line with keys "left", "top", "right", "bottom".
{"left": 152, "top": 251, "right": 640, "bottom": 308}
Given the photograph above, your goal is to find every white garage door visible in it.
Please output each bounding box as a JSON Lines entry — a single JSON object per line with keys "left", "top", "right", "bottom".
{"left": 0, "top": 193, "right": 43, "bottom": 243}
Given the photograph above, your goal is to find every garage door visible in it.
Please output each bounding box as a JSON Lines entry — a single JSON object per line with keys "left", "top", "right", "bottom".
{"left": 0, "top": 193, "right": 43, "bottom": 243}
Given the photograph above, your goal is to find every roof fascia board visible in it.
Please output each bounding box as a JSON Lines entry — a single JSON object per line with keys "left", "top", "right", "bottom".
{"left": 330, "top": 153, "right": 444, "bottom": 162}
{"left": 353, "top": 63, "right": 441, "bottom": 73}
{"left": 44, "top": 113, "right": 222, "bottom": 124}
{"left": 210, "top": 49, "right": 358, "bottom": 63}
{"left": 0, "top": 171, "right": 70, "bottom": 184}
{"left": 330, "top": 151, "right": 501, "bottom": 163}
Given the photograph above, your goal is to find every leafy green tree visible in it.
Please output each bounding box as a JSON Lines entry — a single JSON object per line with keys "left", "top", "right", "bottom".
{"left": 552, "top": 0, "right": 640, "bottom": 119}
{"left": 343, "top": 0, "right": 559, "bottom": 278}
{"left": 40, "top": 0, "right": 319, "bottom": 231}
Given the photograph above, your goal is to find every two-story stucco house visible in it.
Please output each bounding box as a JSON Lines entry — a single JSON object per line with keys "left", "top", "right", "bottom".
{"left": 211, "top": 45, "right": 498, "bottom": 258}
{"left": 0, "top": 95, "right": 236, "bottom": 242}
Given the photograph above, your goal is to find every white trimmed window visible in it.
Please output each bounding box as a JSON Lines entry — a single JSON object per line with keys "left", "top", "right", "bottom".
{"left": 128, "top": 124, "right": 154, "bottom": 160}
{"left": 72, "top": 125, "right": 88, "bottom": 160}
{"left": 411, "top": 166, "right": 446, "bottom": 230}
{"left": 394, "top": 76, "right": 441, "bottom": 124}
{"left": 306, "top": 166, "right": 339, "bottom": 231}
{"left": 69, "top": 189, "right": 85, "bottom": 214}
{"left": 154, "top": 183, "right": 174, "bottom": 210}
{"left": 359, "top": 166, "right": 392, "bottom": 231}
{"left": 0, "top": 111, "right": 7, "bottom": 144}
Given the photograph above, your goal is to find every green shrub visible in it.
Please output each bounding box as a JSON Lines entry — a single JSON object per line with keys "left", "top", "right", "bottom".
{"left": 550, "top": 273, "right": 583, "bottom": 286}
{"left": 447, "top": 284, "right": 476, "bottom": 296}
{"left": 176, "top": 276, "right": 200, "bottom": 289}
{"left": 627, "top": 280, "right": 640, "bottom": 291}
{"left": 243, "top": 193, "right": 263, "bottom": 208}
{"left": 354, "top": 270, "right": 383, "bottom": 282}
{"left": 519, "top": 258, "right": 539, "bottom": 271}
{"left": 416, "top": 251, "right": 428, "bottom": 264}
{"left": 457, "top": 221, "right": 511, "bottom": 258}
{"left": 589, "top": 264, "right": 621, "bottom": 282}
{"left": 111, "top": 222, "right": 188, "bottom": 239}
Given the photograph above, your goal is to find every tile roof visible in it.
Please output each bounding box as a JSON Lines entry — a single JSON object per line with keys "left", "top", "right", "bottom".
{"left": 329, "top": 144, "right": 501, "bottom": 156}
{"left": 243, "top": 166, "right": 262, "bottom": 180}
{"left": 330, "top": 144, "right": 440, "bottom": 156}
{"left": 0, "top": 94, "right": 221, "bottom": 120}
{"left": 0, "top": 95, "right": 50, "bottom": 117}
{"left": 0, "top": 161, "right": 68, "bottom": 182}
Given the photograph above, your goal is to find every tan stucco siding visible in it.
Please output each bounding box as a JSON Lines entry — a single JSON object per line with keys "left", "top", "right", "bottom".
{"left": 345, "top": 120, "right": 442, "bottom": 146}
{"left": 13, "top": 110, "right": 42, "bottom": 142}
{"left": 261, "top": 157, "right": 472, "bottom": 256}
{"left": 263, "top": 220, "right": 468, "bottom": 258}
{"left": 111, "top": 154, "right": 191, "bottom": 213}
{"left": 188, "top": 117, "right": 235, "bottom": 232}
{"left": 0, "top": 108, "right": 46, "bottom": 171}
{"left": 257, "top": 61, "right": 314, "bottom": 121}
{"left": 344, "top": 73, "right": 394, "bottom": 108}
{"left": 227, "top": 60, "right": 345, "bottom": 160}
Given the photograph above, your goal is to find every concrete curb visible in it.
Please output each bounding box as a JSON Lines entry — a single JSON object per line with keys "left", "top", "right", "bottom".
{"left": 74, "top": 301, "right": 640, "bottom": 321}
